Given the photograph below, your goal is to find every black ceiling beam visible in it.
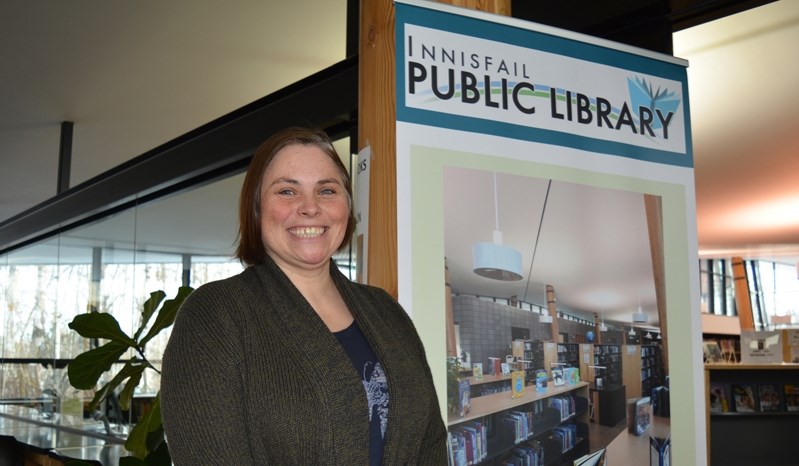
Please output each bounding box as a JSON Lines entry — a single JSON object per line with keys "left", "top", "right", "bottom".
{"left": 0, "top": 56, "right": 358, "bottom": 254}
{"left": 511, "top": 0, "right": 778, "bottom": 54}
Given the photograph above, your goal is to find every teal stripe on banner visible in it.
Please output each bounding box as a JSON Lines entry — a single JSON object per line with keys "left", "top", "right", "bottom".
{"left": 401, "top": 107, "right": 694, "bottom": 168}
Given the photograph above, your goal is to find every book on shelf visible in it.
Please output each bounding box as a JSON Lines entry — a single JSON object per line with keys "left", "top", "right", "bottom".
{"left": 535, "top": 369, "right": 548, "bottom": 392}
{"left": 503, "top": 410, "right": 534, "bottom": 443}
{"left": 458, "top": 379, "right": 471, "bottom": 417}
{"left": 731, "top": 384, "right": 756, "bottom": 413}
{"left": 552, "top": 423, "right": 577, "bottom": 453}
{"left": 552, "top": 367, "right": 565, "bottom": 386}
{"left": 574, "top": 447, "right": 606, "bottom": 466}
{"left": 563, "top": 367, "right": 580, "bottom": 385}
{"left": 490, "top": 357, "right": 501, "bottom": 375}
{"left": 447, "top": 421, "right": 487, "bottom": 466}
{"left": 508, "top": 440, "right": 544, "bottom": 466}
{"left": 708, "top": 383, "right": 729, "bottom": 413}
{"left": 637, "top": 397, "right": 652, "bottom": 436}
{"left": 511, "top": 370, "right": 526, "bottom": 399}
{"left": 785, "top": 384, "right": 799, "bottom": 412}
{"left": 702, "top": 340, "right": 723, "bottom": 363}
{"left": 758, "top": 384, "right": 781, "bottom": 412}
{"left": 501, "top": 363, "right": 511, "bottom": 375}
{"left": 473, "top": 363, "right": 483, "bottom": 381}
{"left": 549, "top": 395, "right": 576, "bottom": 421}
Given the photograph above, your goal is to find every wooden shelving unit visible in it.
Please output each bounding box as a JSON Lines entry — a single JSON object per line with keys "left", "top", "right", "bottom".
{"left": 621, "top": 344, "right": 664, "bottom": 399}
{"left": 448, "top": 382, "right": 590, "bottom": 465}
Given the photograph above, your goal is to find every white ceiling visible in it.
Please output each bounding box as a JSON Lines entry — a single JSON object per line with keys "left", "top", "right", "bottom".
{"left": 1, "top": 1, "right": 797, "bottom": 328}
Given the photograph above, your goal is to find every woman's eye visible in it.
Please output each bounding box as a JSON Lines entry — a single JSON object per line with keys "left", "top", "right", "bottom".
{"left": 277, "top": 188, "right": 295, "bottom": 196}
{"left": 320, "top": 188, "right": 336, "bottom": 195}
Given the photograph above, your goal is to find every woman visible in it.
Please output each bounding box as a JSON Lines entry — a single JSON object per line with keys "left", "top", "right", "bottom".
{"left": 161, "top": 127, "right": 446, "bottom": 465}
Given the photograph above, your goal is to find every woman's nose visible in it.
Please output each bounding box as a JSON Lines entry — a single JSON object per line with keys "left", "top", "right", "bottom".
{"left": 299, "top": 196, "right": 320, "bottom": 216}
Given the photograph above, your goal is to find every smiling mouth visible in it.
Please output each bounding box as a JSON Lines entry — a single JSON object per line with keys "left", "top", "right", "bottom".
{"left": 289, "top": 227, "right": 326, "bottom": 238}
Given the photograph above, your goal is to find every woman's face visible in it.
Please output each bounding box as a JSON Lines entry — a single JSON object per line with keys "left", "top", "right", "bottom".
{"left": 259, "top": 143, "right": 349, "bottom": 274}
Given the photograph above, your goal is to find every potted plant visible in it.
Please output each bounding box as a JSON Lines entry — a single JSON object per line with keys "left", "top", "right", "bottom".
{"left": 66, "top": 287, "right": 193, "bottom": 466}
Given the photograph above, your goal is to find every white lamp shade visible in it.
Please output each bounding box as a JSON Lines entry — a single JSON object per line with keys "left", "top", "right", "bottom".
{"left": 473, "top": 242, "right": 523, "bottom": 281}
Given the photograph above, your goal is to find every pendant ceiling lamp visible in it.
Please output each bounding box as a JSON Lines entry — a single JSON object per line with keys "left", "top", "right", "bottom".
{"left": 599, "top": 315, "right": 608, "bottom": 332}
{"left": 632, "top": 298, "right": 647, "bottom": 323}
{"left": 473, "top": 172, "right": 523, "bottom": 281}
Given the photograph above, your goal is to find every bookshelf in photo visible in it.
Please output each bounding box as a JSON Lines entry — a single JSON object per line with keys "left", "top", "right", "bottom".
{"left": 556, "top": 343, "right": 579, "bottom": 369}
{"left": 592, "top": 345, "right": 622, "bottom": 387}
{"left": 705, "top": 364, "right": 799, "bottom": 466}
{"left": 512, "top": 340, "right": 546, "bottom": 387}
{"left": 621, "top": 344, "right": 664, "bottom": 400}
{"left": 447, "top": 381, "right": 590, "bottom": 466}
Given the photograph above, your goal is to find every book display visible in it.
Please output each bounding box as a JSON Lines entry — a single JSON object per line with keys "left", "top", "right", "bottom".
{"left": 785, "top": 383, "right": 799, "bottom": 411}
{"left": 447, "top": 381, "right": 590, "bottom": 466}
{"left": 705, "top": 364, "right": 799, "bottom": 465}
{"left": 757, "top": 384, "right": 780, "bottom": 412}
{"left": 708, "top": 383, "right": 729, "bottom": 413}
{"left": 730, "top": 384, "right": 755, "bottom": 412}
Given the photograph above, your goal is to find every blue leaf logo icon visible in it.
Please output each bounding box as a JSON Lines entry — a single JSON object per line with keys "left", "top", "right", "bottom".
{"left": 628, "top": 76, "right": 681, "bottom": 130}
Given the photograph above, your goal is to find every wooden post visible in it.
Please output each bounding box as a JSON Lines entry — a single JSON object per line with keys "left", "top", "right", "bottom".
{"left": 594, "top": 312, "right": 602, "bottom": 344}
{"left": 359, "top": 0, "right": 398, "bottom": 296}
{"left": 644, "top": 194, "right": 668, "bottom": 374}
{"left": 731, "top": 257, "right": 755, "bottom": 331}
{"left": 359, "top": 0, "right": 510, "bottom": 297}
{"left": 546, "top": 285, "right": 560, "bottom": 342}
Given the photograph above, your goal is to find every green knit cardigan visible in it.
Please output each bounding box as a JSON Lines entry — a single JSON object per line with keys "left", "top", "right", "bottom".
{"left": 161, "top": 256, "right": 446, "bottom": 465}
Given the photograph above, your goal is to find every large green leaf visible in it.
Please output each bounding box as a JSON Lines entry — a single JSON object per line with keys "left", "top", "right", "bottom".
{"left": 140, "top": 286, "right": 193, "bottom": 346}
{"left": 118, "top": 369, "right": 143, "bottom": 412}
{"left": 133, "top": 290, "right": 166, "bottom": 341}
{"left": 67, "top": 341, "right": 129, "bottom": 390}
{"left": 68, "top": 312, "right": 136, "bottom": 347}
{"left": 125, "top": 393, "right": 163, "bottom": 459}
{"left": 85, "top": 362, "right": 146, "bottom": 412}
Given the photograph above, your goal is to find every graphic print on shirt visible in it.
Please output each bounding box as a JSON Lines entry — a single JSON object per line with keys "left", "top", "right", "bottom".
{"left": 363, "top": 361, "right": 389, "bottom": 438}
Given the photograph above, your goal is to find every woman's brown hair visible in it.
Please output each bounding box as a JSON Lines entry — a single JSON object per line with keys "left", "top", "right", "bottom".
{"left": 235, "top": 127, "right": 355, "bottom": 266}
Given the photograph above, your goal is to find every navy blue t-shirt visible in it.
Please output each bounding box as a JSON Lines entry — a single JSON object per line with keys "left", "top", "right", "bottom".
{"left": 334, "top": 321, "right": 389, "bottom": 466}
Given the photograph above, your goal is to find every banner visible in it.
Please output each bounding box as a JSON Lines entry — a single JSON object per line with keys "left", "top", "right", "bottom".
{"left": 395, "top": 1, "right": 704, "bottom": 464}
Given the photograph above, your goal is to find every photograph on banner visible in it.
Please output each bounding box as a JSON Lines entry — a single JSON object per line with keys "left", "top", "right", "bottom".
{"left": 393, "top": 1, "right": 702, "bottom": 464}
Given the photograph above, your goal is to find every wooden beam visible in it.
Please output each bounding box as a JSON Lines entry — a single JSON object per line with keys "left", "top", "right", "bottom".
{"left": 359, "top": 0, "right": 398, "bottom": 296}
{"left": 644, "top": 194, "right": 668, "bottom": 373}
{"left": 731, "top": 257, "right": 755, "bottom": 331}
{"left": 359, "top": 0, "right": 511, "bottom": 297}
{"left": 546, "top": 285, "right": 560, "bottom": 342}
{"left": 594, "top": 312, "right": 602, "bottom": 344}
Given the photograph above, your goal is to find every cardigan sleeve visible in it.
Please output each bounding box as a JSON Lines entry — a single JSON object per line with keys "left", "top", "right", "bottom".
{"left": 160, "top": 284, "right": 254, "bottom": 465}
